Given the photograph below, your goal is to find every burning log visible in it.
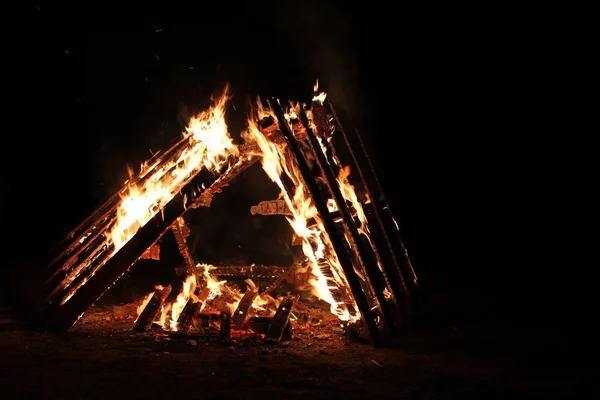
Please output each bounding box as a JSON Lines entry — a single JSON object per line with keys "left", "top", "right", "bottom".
{"left": 176, "top": 300, "right": 202, "bottom": 333}
{"left": 265, "top": 294, "right": 298, "bottom": 342}
{"left": 48, "top": 137, "right": 199, "bottom": 279}
{"left": 43, "top": 131, "right": 258, "bottom": 315}
{"left": 253, "top": 112, "right": 353, "bottom": 313}
{"left": 39, "top": 84, "right": 419, "bottom": 349}
{"left": 37, "top": 156, "right": 245, "bottom": 332}
{"left": 176, "top": 285, "right": 211, "bottom": 332}
{"left": 327, "top": 103, "right": 420, "bottom": 313}
{"left": 231, "top": 288, "right": 258, "bottom": 330}
{"left": 297, "top": 106, "right": 397, "bottom": 337}
{"left": 270, "top": 100, "right": 381, "bottom": 345}
{"left": 134, "top": 285, "right": 172, "bottom": 332}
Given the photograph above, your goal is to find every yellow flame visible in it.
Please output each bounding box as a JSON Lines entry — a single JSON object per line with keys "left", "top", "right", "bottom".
{"left": 242, "top": 100, "right": 357, "bottom": 322}
{"left": 108, "top": 85, "right": 238, "bottom": 252}
{"left": 59, "top": 86, "right": 239, "bottom": 306}
{"left": 135, "top": 292, "right": 154, "bottom": 322}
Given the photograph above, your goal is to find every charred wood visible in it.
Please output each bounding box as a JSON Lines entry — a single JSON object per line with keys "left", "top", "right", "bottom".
{"left": 300, "top": 105, "right": 397, "bottom": 336}
{"left": 190, "top": 153, "right": 257, "bottom": 208}
{"left": 257, "top": 112, "right": 351, "bottom": 310}
{"left": 176, "top": 300, "right": 202, "bottom": 333}
{"left": 49, "top": 137, "right": 192, "bottom": 271}
{"left": 328, "top": 103, "right": 419, "bottom": 312}
{"left": 171, "top": 217, "right": 195, "bottom": 269}
{"left": 36, "top": 157, "right": 241, "bottom": 331}
{"left": 250, "top": 200, "right": 292, "bottom": 216}
{"left": 134, "top": 285, "right": 172, "bottom": 332}
{"left": 265, "top": 295, "right": 298, "bottom": 342}
{"left": 219, "top": 310, "right": 231, "bottom": 341}
{"left": 140, "top": 244, "right": 161, "bottom": 260}
{"left": 271, "top": 99, "right": 379, "bottom": 345}
{"left": 231, "top": 289, "right": 258, "bottom": 330}
{"left": 176, "top": 264, "right": 286, "bottom": 279}
{"left": 198, "top": 313, "right": 219, "bottom": 328}
{"left": 248, "top": 316, "right": 292, "bottom": 340}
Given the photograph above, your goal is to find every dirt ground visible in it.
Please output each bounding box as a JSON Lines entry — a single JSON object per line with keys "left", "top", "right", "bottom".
{"left": 0, "top": 297, "right": 592, "bottom": 400}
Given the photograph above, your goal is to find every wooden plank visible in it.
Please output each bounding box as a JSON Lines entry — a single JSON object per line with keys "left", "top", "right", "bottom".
{"left": 265, "top": 295, "right": 298, "bottom": 342}
{"left": 270, "top": 100, "right": 380, "bottom": 346}
{"left": 231, "top": 288, "right": 258, "bottom": 330}
{"left": 133, "top": 285, "right": 172, "bottom": 332}
{"left": 36, "top": 157, "right": 242, "bottom": 332}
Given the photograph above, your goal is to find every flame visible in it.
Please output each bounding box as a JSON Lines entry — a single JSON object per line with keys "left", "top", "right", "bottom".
{"left": 169, "top": 274, "right": 197, "bottom": 331}
{"left": 145, "top": 264, "right": 282, "bottom": 332}
{"left": 242, "top": 99, "right": 358, "bottom": 322}
{"left": 59, "top": 85, "right": 238, "bottom": 306}
{"left": 108, "top": 85, "right": 238, "bottom": 251}
{"left": 312, "top": 79, "right": 327, "bottom": 105}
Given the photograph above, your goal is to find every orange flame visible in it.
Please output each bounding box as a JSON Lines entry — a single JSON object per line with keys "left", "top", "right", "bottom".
{"left": 242, "top": 99, "right": 358, "bottom": 323}
{"left": 108, "top": 85, "right": 238, "bottom": 252}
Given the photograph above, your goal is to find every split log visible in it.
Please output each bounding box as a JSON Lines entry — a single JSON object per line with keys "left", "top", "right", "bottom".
{"left": 36, "top": 156, "right": 243, "bottom": 332}
{"left": 133, "top": 285, "right": 172, "bottom": 332}
{"left": 231, "top": 289, "right": 258, "bottom": 330}
{"left": 265, "top": 294, "right": 298, "bottom": 342}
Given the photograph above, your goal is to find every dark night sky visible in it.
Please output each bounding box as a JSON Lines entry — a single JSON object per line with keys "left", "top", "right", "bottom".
{"left": 1, "top": 3, "right": 569, "bottom": 332}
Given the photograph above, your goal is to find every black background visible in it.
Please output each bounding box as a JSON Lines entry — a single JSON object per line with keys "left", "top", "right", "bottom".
{"left": 0, "top": 2, "right": 578, "bottom": 347}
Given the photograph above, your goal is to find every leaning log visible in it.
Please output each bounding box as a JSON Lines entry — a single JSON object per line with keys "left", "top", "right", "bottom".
{"left": 133, "top": 285, "right": 172, "bottom": 332}
{"left": 328, "top": 103, "right": 420, "bottom": 310}
{"left": 176, "top": 285, "right": 211, "bottom": 332}
{"left": 231, "top": 288, "right": 258, "bottom": 330}
{"left": 219, "top": 310, "right": 231, "bottom": 341}
{"left": 271, "top": 100, "right": 380, "bottom": 346}
{"left": 175, "top": 300, "right": 202, "bottom": 333}
{"left": 265, "top": 294, "right": 298, "bottom": 342}
{"left": 298, "top": 106, "right": 396, "bottom": 338}
{"left": 49, "top": 137, "right": 192, "bottom": 270}
{"left": 36, "top": 156, "right": 244, "bottom": 332}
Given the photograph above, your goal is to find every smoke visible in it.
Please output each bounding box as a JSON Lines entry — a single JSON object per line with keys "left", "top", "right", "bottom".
{"left": 273, "top": 1, "right": 361, "bottom": 118}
